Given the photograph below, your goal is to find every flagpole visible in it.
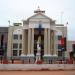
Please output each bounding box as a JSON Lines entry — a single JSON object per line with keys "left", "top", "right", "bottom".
{"left": 63, "top": 22, "right": 68, "bottom": 60}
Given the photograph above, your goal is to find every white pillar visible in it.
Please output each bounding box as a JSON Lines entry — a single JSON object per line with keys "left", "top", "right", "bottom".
{"left": 44, "top": 28, "right": 48, "bottom": 55}
{"left": 50, "top": 30, "right": 54, "bottom": 55}
{"left": 7, "top": 27, "right": 13, "bottom": 57}
{"left": 31, "top": 28, "right": 34, "bottom": 55}
{"left": 28, "top": 28, "right": 31, "bottom": 55}
{"left": 47, "top": 28, "right": 51, "bottom": 55}
{"left": 22, "top": 29, "right": 26, "bottom": 55}
{"left": 53, "top": 31, "right": 58, "bottom": 56}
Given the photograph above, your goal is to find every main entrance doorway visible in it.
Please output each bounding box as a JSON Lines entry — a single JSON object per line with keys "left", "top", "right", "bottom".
{"left": 34, "top": 28, "right": 44, "bottom": 60}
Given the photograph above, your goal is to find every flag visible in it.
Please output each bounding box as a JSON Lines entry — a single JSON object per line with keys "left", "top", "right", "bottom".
{"left": 58, "top": 38, "right": 64, "bottom": 45}
{"left": 60, "top": 38, "right": 64, "bottom": 45}
{"left": 58, "top": 37, "right": 66, "bottom": 51}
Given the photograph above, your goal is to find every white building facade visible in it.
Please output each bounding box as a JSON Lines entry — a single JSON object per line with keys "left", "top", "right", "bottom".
{"left": 7, "top": 8, "right": 68, "bottom": 62}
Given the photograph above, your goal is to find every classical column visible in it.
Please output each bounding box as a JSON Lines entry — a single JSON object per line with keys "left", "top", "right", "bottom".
{"left": 53, "top": 31, "right": 58, "bottom": 56}
{"left": 22, "top": 29, "right": 25, "bottom": 55}
{"left": 7, "top": 27, "right": 13, "bottom": 57}
{"left": 31, "top": 28, "right": 34, "bottom": 54}
{"left": 28, "top": 28, "right": 31, "bottom": 55}
{"left": 50, "top": 30, "right": 54, "bottom": 55}
{"left": 47, "top": 28, "right": 51, "bottom": 55}
{"left": 44, "top": 28, "right": 48, "bottom": 55}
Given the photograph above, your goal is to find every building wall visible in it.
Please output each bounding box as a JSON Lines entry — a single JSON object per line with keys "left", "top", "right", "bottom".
{"left": 67, "top": 41, "right": 75, "bottom": 52}
{"left": 56, "top": 26, "right": 67, "bottom": 37}
{"left": 7, "top": 26, "right": 23, "bottom": 57}
{"left": 6, "top": 10, "right": 69, "bottom": 59}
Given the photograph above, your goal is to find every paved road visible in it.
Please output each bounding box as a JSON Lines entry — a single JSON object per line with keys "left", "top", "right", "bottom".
{"left": 0, "top": 71, "right": 75, "bottom": 75}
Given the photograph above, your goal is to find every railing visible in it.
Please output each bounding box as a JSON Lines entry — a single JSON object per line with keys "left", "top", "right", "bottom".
{"left": 0, "top": 58, "right": 75, "bottom": 64}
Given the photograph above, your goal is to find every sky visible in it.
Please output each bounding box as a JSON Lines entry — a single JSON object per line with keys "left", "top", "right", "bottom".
{"left": 0, "top": 0, "right": 75, "bottom": 41}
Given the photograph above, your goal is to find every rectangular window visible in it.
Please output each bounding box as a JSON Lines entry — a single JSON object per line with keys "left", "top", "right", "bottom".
{"left": 19, "top": 50, "right": 22, "bottom": 56}
{"left": 13, "top": 35, "right": 18, "bottom": 40}
{"left": 13, "top": 43, "right": 18, "bottom": 49}
{"left": 13, "top": 50, "right": 17, "bottom": 56}
{"left": 19, "top": 43, "right": 22, "bottom": 49}
{"left": 20, "top": 35, "right": 22, "bottom": 40}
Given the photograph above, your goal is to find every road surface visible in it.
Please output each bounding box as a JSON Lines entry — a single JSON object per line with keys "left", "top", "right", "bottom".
{"left": 0, "top": 71, "right": 75, "bottom": 75}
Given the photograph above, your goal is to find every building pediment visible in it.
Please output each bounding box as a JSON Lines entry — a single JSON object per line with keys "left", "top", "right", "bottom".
{"left": 23, "top": 13, "right": 51, "bottom": 26}
{"left": 23, "top": 8, "right": 55, "bottom": 26}
{"left": 28, "top": 13, "right": 51, "bottom": 20}
{"left": 28, "top": 13, "right": 55, "bottom": 25}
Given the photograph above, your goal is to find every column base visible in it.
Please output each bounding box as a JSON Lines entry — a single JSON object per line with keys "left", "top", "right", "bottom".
{"left": 20, "top": 54, "right": 26, "bottom": 57}
{"left": 27, "top": 54, "right": 34, "bottom": 57}
{"left": 52, "top": 54, "right": 58, "bottom": 57}
{"left": 43, "top": 54, "right": 52, "bottom": 57}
